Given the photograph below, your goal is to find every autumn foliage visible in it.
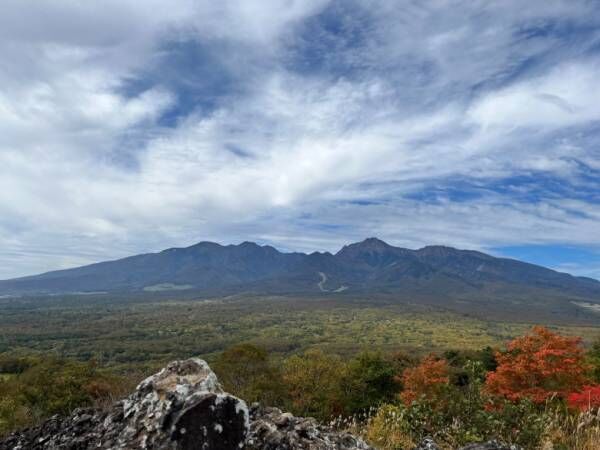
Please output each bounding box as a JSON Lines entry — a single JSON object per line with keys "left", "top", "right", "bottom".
{"left": 400, "top": 354, "right": 449, "bottom": 405}
{"left": 567, "top": 385, "right": 600, "bottom": 411}
{"left": 485, "top": 326, "right": 589, "bottom": 403}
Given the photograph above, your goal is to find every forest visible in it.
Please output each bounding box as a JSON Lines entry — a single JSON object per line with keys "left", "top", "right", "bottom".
{"left": 1, "top": 295, "right": 598, "bottom": 370}
{"left": 1, "top": 308, "right": 600, "bottom": 449}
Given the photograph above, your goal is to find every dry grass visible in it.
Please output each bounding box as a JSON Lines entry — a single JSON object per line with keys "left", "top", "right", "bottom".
{"left": 332, "top": 405, "right": 600, "bottom": 450}
{"left": 541, "top": 409, "right": 600, "bottom": 450}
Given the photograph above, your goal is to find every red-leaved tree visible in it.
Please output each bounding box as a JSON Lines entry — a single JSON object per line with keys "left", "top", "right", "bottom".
{"left": 400, "top": 354, "right": 449, "bottom": 405}
{"left": 485, "top": 326, "right": 589, "bottom": 403}
{"left": 567, "top": 385, "right": 600, "bottom": 411}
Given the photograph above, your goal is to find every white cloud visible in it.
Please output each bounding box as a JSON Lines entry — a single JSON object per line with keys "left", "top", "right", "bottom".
{"left": 1, "top": 0, "right": 600, "bottom": 278}
{"left": 468, "top": 61, "right": 600, "bottom": 129}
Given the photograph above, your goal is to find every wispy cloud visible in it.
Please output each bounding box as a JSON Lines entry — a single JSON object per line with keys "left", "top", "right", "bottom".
{"left": 1, "top": 0, "right": 599, "bottom": 278}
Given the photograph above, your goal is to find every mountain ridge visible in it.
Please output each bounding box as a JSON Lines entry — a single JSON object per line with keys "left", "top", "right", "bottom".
{"left": 1, "top": 238, "right": 599, "bottom": 302}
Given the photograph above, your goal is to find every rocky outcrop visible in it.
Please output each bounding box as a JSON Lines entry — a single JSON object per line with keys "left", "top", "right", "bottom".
{"left": 0, "top": 358, "right": 370, "bottom": 450}
{"left": 1, "top": 358, "right": 520, "bottom": 450}
{"left": 412, "top": 438, "right": 520, "bottom": 450}
{"left": 458, "top": 442, "right": 520, "bottom": 450}
{"left": 247, "top": 405, "right": 371, "bottom": 449}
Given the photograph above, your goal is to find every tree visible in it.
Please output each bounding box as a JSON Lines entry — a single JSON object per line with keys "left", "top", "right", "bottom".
{"left": 400, "top": 354, "right": 449, "bottom": 405}
{"left": 388, "top": 351, "right": 418, "bottom": 381}
{"left": 282, "top": 349, "right": 346, "bottom": 420}
{"left": 213, "top": 343, "right": 283, "bottom": 405}
{"left": 485, "top": 326, "right": 589, "bottom": 403}
{"left": 477, "top": 346, "right": 498, "bottom": 372}
{"left": 588, "top": 336, "right": 600, "bottom": 383}
{"left": 340, "top": 351, "right": 398, "bottom": 414}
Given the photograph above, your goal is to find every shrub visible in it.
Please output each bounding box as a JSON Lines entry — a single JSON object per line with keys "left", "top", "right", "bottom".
{"left": 359, "top": 395, "right": 550, "bottom": 449}
{"left": 364, "top": 404, "right": 415, "bottom": 450}
{"left": 0, "top": 354, "right": 37, "bottom": 374}
{"left": 567, "top": 385, "right": 600, "bottom": 412}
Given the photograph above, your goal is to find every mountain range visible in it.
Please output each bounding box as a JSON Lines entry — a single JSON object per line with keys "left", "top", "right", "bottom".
{"left": 2, "top": 238, "right": 599, "bottom": 306}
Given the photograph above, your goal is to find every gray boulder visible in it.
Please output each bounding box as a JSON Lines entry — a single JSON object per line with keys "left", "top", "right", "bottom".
{"left": 459, "top": 441, "right": 521, "bottom": 450}
{"left": 412, "top": 439, "right": 521, "bottom": 450}
{"left": 413, "top": 437, "right": 441, "bottom": 450}
{"left": 117, "top": 358, "right": 249, "bottom": 449}
{"left": 1, "top": 358, "right": 249, "bottom": 450}
{"left": 247, "top": 404, "right": 372, "bottom": 450}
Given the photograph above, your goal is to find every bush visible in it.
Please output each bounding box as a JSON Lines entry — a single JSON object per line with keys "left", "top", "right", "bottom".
{"left": 567, "top": 385, "right": 600, "bottom": 412}
{"left": 0, "top": 354, "right": 37, "bottom": 374}
{"left": 360, "top": 397, "right": 550, "bottom": 449}
{"left": 364, "top": 404, "right": 415, "bottom": 449}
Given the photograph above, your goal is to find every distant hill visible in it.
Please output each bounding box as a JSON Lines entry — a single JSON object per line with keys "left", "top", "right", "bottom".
{"left": 1, "top": 238, "right": 599, "bottom": 322}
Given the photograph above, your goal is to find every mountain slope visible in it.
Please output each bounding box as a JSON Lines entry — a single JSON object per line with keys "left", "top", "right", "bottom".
{"left": 1, "top": 239, "right": 599, "bottom": 309}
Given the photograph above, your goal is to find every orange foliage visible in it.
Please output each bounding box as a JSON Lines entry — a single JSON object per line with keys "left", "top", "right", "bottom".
{"left": 485, "top": 326, "right": 589, "bottom": 404}
{"left": 567, "top": 385, "right": 600, "bottom": 411}
{"left": 400, "top": 354, "right": 449, "bottom": 405}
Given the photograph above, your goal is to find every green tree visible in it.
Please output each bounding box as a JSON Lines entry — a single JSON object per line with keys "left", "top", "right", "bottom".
{"left": 213, "top": 343, "right": 284, "bottom": 406}
{"left": 341, "top": 351, "right": 397, "bottom": 414}
{"left": 588, "top": 336, "right": 600, "bottom": 382}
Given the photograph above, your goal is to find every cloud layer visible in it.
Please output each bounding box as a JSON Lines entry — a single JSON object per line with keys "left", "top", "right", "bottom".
{"left": 2, "top": 0, "right": 600, "bottom": 278}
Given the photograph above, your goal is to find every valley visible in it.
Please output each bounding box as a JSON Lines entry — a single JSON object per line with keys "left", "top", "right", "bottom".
{"left": 1, "top": 294, "right": 598, "bottom": 374}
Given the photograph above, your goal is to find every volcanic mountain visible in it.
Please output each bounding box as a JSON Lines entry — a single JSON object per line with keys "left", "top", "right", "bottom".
{"left": 1, "top": 238, "right": 599, "bottom": 322}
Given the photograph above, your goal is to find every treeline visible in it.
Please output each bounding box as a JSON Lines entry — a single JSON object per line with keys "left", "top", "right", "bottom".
{"left": 0, "top": 356, "right": 135, "bottom": 435}
{"left": 212, "top": 327, "right": 600, "bottom": 449}
{"left": 212, "top": 343, "right": 496, "bottom": 420}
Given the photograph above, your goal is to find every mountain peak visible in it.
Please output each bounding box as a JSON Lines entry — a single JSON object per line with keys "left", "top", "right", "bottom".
{"left": 238, "top": 241, "right": 261, "bottom": 248}
{"left": 188, "top": 241, "right": 223, "bottom": 250}
{"left": 337, "top": 237, "right": 391, "bottom": 254}
{"left": 335, "top": 237, "right": 408, "bottom": 268}
{"left": 360, "top": 237, "right": 391, "bottom": 247}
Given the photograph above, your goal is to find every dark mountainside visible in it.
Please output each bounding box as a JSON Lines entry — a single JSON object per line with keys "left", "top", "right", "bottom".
{"left": 1, "top": 238, "right": 599, "bottom": 323}
{"left": 2, "top": 238, "right": 599, "bottom": 297}
{"left": 0, "top": 357, "right": 516, "bottom": 450}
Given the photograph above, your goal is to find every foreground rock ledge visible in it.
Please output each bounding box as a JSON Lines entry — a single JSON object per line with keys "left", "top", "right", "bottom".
{"left": 0, "top": 358, "right": 371, "bottom": 450}
{"left": 0, "top": 358, "right": 518, "bottom": 450}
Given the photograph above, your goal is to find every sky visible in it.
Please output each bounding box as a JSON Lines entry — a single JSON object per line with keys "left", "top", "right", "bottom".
{"left": 1, "top": 0, "right": 600, "bottom": 280}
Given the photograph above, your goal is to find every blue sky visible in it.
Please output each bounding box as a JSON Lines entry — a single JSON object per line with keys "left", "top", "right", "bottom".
{"left": 1, "top": 0, "right": 600, "bottom": 279}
